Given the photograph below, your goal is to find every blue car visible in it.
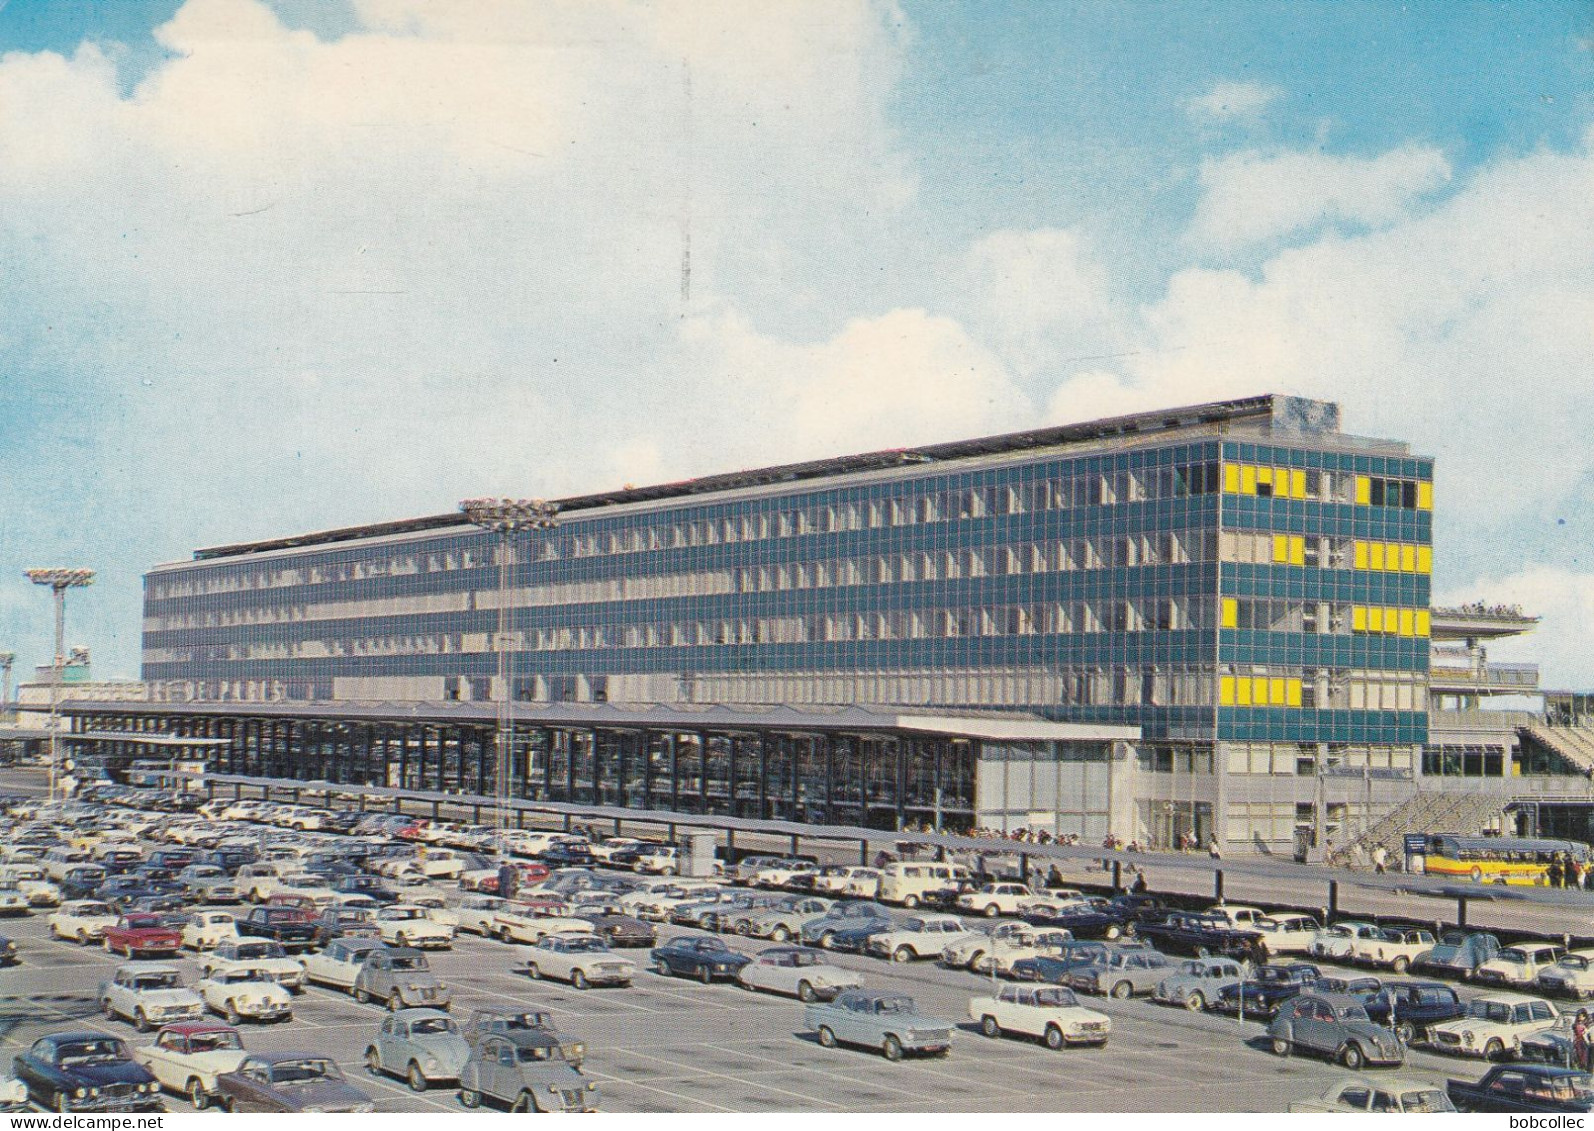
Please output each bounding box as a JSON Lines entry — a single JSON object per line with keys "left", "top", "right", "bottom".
{"left": 649, "top": 936, "right": 753, "bottom": 983}
{"left": 824, "top": 920, "right": 893, "bottom": 953}
{"left": 12, "top": 1032, "right": 163, "bottom": 1112}
{"left": 800, "top": 902, "right": 894, "bottom": 949}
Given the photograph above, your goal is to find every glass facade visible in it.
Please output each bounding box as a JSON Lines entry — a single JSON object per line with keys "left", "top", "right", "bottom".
{"left": 135, "top": 395, "right": 1434, "bottom": 846}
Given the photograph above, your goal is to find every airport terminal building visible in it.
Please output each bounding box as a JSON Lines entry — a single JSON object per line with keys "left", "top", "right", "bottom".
{"left": 59, "top": 393, "right": 1467, "bottom": 849}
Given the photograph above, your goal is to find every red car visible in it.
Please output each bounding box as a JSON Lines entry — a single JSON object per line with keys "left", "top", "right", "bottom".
{"left": 462, "top": 862, "right": 551, "bottom": 894}
{"left": 102, "top": 912, "right": 184, "bottom": 958}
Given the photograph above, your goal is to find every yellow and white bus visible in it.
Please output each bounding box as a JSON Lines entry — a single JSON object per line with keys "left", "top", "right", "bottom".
{"left": 1421, "top": 834, "right": 1589, "bottom": 885}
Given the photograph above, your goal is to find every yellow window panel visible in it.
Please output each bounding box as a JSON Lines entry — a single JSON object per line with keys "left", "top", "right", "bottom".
{"left": 1256, "top": 466, "right": 1273, "bottom": 486}
{"left": 1251, "top": 677, "right": 1269, "bottom": 705}
{"left": 1355, "top": 475, "right": 1372, "bottom": 505}
{"left": 1289, "top": 535, "right": 1306, "bottom": 566}
{"left": 1399, "top": 609, "right": 1416, "bottom": 636}
{"left": 1384, "top": 542, "right": 1400, "bottom": 571}
{"left": 1221, "top": 597, "right": 1238, "bottom": 628}
{"left": 1417, "top": 546, "right": 1432, "bottom": 574}
{"left": 1400, "top": 544, "right": 1417, "bottom": 572}
{"left": 1240, "top": 465, "right": 1257, "bottom": 494}
{"left": 1352, "top": 606, "right": 1367, "bottom": 632}
{"left": 1223, "top": 463, "right": 1240, "bottom": 493}
{"left": 1368, "top": 543, "right": 1385, "bottom": 571}
{"left": 1385, "top": 606, "right": 1401, "bottom": 634}
{"left": 1417, "top": 481, "right": 1433, "bottom": 510}
{"left": 1236, "top": 677, "right": 1252, "bottom": 706}
{"left": 1415, "top": 609, "right": 1431, "bottom": 637}
{"left": 1272, "top": 534, "right": 1290, "bottom": 563}
{"left": 1367, "top": 607, "right": 1384, "bottom": 632}
{"left": 1285, "top": 678, "right": 1303, "bottom": 707}
{"left": 1290, "top": 468, "right": 1307, "bottom": 499}
{"left": 1219, "top": 676, "right": 1236, "bottom": 706}
{"left": 1269, "top": 677, "right": 1287, "bottom": 704}
{"left": 1353, "top": 541, "right": 1369, "bottom": 570}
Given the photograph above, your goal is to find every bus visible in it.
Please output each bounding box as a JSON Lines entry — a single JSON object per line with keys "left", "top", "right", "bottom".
{"left": 1421, "top": 834, "right": 1590, "bottom": 885}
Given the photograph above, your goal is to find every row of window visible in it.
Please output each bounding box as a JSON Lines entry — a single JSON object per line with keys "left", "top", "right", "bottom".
{"left": 1218, "top": 666, "right": 1426, "bottom": 711}
{"left": 1223, "top": 461, "right": 1431, "bottom": 510}
{"left": 1220, "top": 597, "right": 1431, "bottom": 638}
{"left": 1219, "top": 530, "right": 1432, "bottom": 574}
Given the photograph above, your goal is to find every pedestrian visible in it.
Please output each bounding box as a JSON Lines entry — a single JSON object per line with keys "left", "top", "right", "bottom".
{"left": 1131, "top": 871, "right": 1148, "bottom": 895}
{"left": 1047, "top": 863, "right": 1065, "bottom": 889}
{"left": 1372, "top": 844, "right": 1388, "bottom": 874}
{"left": 1550, "top": 858, "right": 1564, "bottom": 889}
{"left": 1575, "top": 1011, "right": 1590, "bottom": 1071}
{"left": 1208, "top": 835, "right": 1221, "bottom": 861}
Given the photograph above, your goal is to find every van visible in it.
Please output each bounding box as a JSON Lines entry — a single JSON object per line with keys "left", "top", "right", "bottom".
{"left": 877, "top": 861, "right": 967, "bottom": 908}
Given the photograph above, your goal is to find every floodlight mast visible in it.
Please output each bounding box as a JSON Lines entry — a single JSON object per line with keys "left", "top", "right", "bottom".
{"left": 24, "top": 568, "right": 95, "bottom": 804}
{"left": 458, "top": 499, "right": 560, "bottom": 864}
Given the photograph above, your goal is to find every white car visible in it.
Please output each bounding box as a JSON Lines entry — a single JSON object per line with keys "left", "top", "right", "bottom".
{"left": 0, "top": 865, "right": 61, "bottom": 906}
{"left": 200, "top": 939, "right": 307, "bottom": 992}
{"left": 376, "top": 905, "right": 455, "bottom": 949}
{"left": 864, "top": 914, "right": 972, "bottom": 963}
{"left": 196, "top": 967, "right": 294, "bottom": 1024}
{"left": 272, "top": 873, "right": 339, "bottom": 909}
{"left": 1309, "top": 921, "right": 1382, "bottom": 961}
{"left": 1355, "top": 927, "right": 1438, "bottom": 973}
{"left": 1475, "top": 944, "right": 1567, "bottom": 989}
{"left": 453, "top": 895, "right": 508, "bottom": 936}
{"left": 490, "top": 904, "right": 594, "bottom": 944}
{"left": 589, "top": 837, "right": 647, "bottom": 864}
{"left": 1537, "top": 950, "right": 1594, "bottom": 1000}
{"left": 969, "top": 983, "right": 1112, "bottom": 1049}
{"left": 523, "top": 933, "right": 637, "bottom": 988}
{"left": 1429, "top": 993, "right": 1560, "bottom": 1060}
{"left": 504, "top": 831, "right": 582, "bottom": 859}
{"left": 1207, "top": 904, "right": 1267, "bottom": 929}
{"left": 752, "top": 862, "right": 821, "bottom": 889}
{"left": 974, "top": 926, "right": 1075, "bottom": 976}
{"left": 1253, "top": 914, "right": 1321, "bottom": 957}
{"left": 811, "top": 867, "right": 881, "bottom": 898}
{"left": 737, "top": 946, "right": 863, "bottom": 1001}
{"left": 303, "top": 937, "right": 389, "bottom": 991}
{"left": 956, "top": 883, "right": 1039, "bottom": 918}
{"left": 414, "top": 849, "right": 470, "bottom": 880}
{"left": 49, "top": 900, "right": 120, "bottom": 944}
{"left": 99, "top": 963, "right": 206, "bottom": 1031}
{"left": 0, "top": 882, "right": 30, "bottom": 916}
{"left": 942, "top": 921, "right": 1040, "bottom": 970}
{"left": 133, "top": 1023, "right": 249, "bottom": 1110}
{"left": 630, "top": 882, "right": 726, "bottom": 922}
{"left": 182, "top": 911, "right": 240, "bottom": 951}
{"left": 633, "top": 845, "right": 683, "bottom": 875}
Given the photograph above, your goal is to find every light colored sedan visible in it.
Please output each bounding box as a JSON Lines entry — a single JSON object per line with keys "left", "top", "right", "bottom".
{"left": 969, "top": 983, "right": 1111, "bottom": 1049}
{"left": 303, "top": 938, "right": 388, "bottom": 992}
{"left": 182, "top": 911, "right": 239, "bottom": 952}
{"left": 48, "top": 900, "right": 119, "bottom": 944}
{"left": 376, "top": 905, "right": 454, "bottom": 949}
{"left": 523, "top": 933, "right": 637, "bottom": 989}
{"left": 197, "top": 967, "right": 294, "bottom": 1025}
{"left": 737, "top": 946, "right": 863, "bottom": 1002}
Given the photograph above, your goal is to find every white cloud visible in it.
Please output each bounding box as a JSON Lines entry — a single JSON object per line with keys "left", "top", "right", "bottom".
{"left": 1183, "top": 80, "right": 1282, "bottom": 124}
{"left": 1438, "top": 567, "right": 1594, "bottom": 690}
{"left": 1189, "top": 144, "right": 1452, "bottom": 249}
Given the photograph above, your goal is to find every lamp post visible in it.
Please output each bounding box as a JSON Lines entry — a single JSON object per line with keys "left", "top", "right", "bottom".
{"left": 459, "top": 499, "right": 559, "bottom": 861}
{"left": 0, "top": 653, "right": 14, "bottom": 719}
{"left": 24, "top": 568, "right": 95, "bottom": 804}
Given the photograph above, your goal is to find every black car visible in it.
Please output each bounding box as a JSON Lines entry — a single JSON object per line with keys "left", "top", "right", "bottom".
{"left": 12, "top": 1032, "right": 163, "bottom": 1112}
{"left": 1364, "top": 980, "right": 1465, "bottom": 1044}
{"left": 146, "top": 850, "right": 197, "bottom": 872}
{"left": 650, "top": 936, "right": 753, "bottom": 983}
{"left": 1010, "top": 941, "right": 1113, "bottom": 983}
{"left": 541, "top": 843, "right": 596, "bottom": 868}
{"left": 1138, "top": 912, "right": 1262, "bottom": 960}
{"left": 60, "top": 867, "right": 109, "bottom": 901}
{"left": 1025, "top": 899, "right": 1133, "bottom": 940}
{"left": 333, "top": 876, "right": 400, "bottom": 905}
{"left": 196, "top": 848, "right": 257, "bottom": 872}
{"left": 1211, "top": 962, "right": 1323, "bottom": 1017}
{"left": 1449, "top": 1064, "right": 1594, "bottom": 1113}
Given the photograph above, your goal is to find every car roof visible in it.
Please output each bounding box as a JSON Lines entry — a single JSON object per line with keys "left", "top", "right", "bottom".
{"left": 391, "top": 1008, "right": 452, "bottom": 1021}
{"left": 488, "top": 1030, "right": 560, "bottom": 1050}
{"left": 1297, "top": 992, "right": 1366, "bottom": 1008}
{"left": 250, "top": 1050, "right": 335, "bottom": 1064}
{"left": 157, "top": 1022, "right": 237, "bottom": 1037}
{"left": 1474, "top": 991, "right": 1547, "bottom": 1004}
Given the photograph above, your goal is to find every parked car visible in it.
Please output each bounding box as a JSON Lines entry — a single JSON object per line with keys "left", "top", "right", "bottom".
{"left": 99, "top": 963, "right": 205, "bottom": 1031}
{"left": 1267, "top": 991, "right": 1407, "bottom": 1070}
{"left": 650, "top": 936, "right": 752, "bottom": 983}
{"left": 353, "top": 946, "right": 452, "bottom": 1011}
{"left": 48, "top": 900, "right": 119, "bottom": 944}
{"left": 970, "top": 982, "right": 1111, "bottom": 1049}
{"left": 1354, "top": 927, "right": 1438, "bottom": 974}
{"left": 738, "top": 946, "right": 863, "bottom": 1002}
{"left": 196, "top": 968, "right": 294, "bottom": 1025}
{"left": 181, "top": 910, "right": 239, "bottom": 951}
{"left": 0, "top": 1074, "right": 25, "bottom": 1112}
{"left": 1211, "top": 962, "right": 1324, "bottom": 1018}
{"left": 1253, "top": 913, "right": 1324, "bottom": 958}
{"left": 1413, "top": 930, "right": 1502, "bottom": 981}
{"left": 1152, "top": 957, "right": 1245, "bottom": 1012}
{"left": 1448, "top": 1064, "right": 1594, "bottom": 1113}
{"left": 175, "top": 865, "right": 242, "bottom": 904}
{"left": 200, "top": 939, "right": 306, "bottom": 992}
{"left": 458, "top": 1032, "right": 598, "bottom": 1112}
{"left": 565, "top": 901, "right": 657, "bottom": 948}
{"left": 1070, "top": 948, "right": 1172, "bottom": 998}
{"left": 462, "top": 1007, "right": 585, "bottom": 1069}
{"left": 1309, "top": 921, "right": 1383, "bottom": 962}
{"left": 1138, "top": 911, "right": 1261, "bottom": 960}
{"left": 364, "top": 1008, "right": 472, "bottom": 1092}
{"left": 742, "top": 896, "right": 833, "bottom": 941}
{"left": 1290, "top": 1075, "right": 1457, "bottom": 1113}
{"left": 131, "top": 1023, "right": 247, "bottom": 1110}
{"left": 524, "top": 933, "right": 637, "bottom": 989}
{"left": 1539, "top": 951, "right": 1594, "bottom": 1000}
{"left": 215, "top": 1052, "right": 375, "bottom": 1113}
{"left": 235, "top": 906, "right": 318, "bottom": 953}
{"left": 1009, "top": 941, "right": 1115, "bottom": 986}
{"left": 376, "top": 904, "right": 454, "bottom": 949}
{"left": 1364, "top": 980, "right": 1466, "bottom": 1045}
{"left": 956, "top": 882, "right": 1040, "bottom": 918}
{"left": 12, "top": 1032, "right": 163, "bottom": 1112}
{"left": 1477, "top": 944, "right": 1569, "bottom": 990}
{"left": 303, "top": 938, "right": 389, "bottom": 992}
{"left": 1429, "top": 992, "right": 1562, "bottom": 1060}
{"left": 804, "top": 989, "right": 953, "bottom": 1061}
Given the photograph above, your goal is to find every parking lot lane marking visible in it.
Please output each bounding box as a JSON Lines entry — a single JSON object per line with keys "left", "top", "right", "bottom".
{"left": 333, "top": 1062, "right": 461, "bottom": 1112}
{"left": 607, "top": 1043, "right": 844, "bottom": 1109}
{"left": 690, "top": 1041, "right": 935, "bottom": 1098}
{"left": 583, "top": 1074, "right": 735, "bottom": 1114}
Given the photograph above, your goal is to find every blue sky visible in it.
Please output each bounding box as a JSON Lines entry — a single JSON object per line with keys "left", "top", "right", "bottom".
{"left": 0, "top": 0, "right": 1590, "bottom": 684}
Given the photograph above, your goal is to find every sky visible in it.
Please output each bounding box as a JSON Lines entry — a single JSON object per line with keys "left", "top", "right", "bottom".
{"left": 0, "top": 0, "right": 1590, "bottom": 686}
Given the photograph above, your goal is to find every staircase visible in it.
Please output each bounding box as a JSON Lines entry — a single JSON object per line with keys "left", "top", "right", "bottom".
{"left": 1342, "top": 791, "right": 1508, "bottom": 866}
{"left": 1522, "top": 724, "right": 1594, "bottom": 775}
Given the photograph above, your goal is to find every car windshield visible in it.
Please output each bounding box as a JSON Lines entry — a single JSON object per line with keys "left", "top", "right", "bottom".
{"left": 134, "top": 974, "right": 180, "bottom": 990}
{"left": 387, "top": 909, "right": 421, "bottom": 920}
{"left": 1399, "top": 1089, "right": 1451, "bottom": 1112}
{"left": 190, "top": 1032, "right": 243, "bottom": 1053}
{"left": 1034, "top": 988, "right": 1081, "bottom": 1008}
{"left": 411, "top": 1017, "right": 457, "bottom": 1036}
{"left": 1499, "top": 948, "right": 1528, "bottom": 962}
{"left": 389, "top": 956, "right": 426, "bottom": 971}
{"left": 236, "top": 943, "right": 283, "bottom": 959}
{"left": 791, "top": 951, "right": 822, "bottom": 967}
{"left": 227, "top": 968, "right": 273, "bottom": 983}
{"left": 515, "top": 1045, "right": 563, "bottom": 1063}
{"left": 563, "top": 938, "right": 607, "bottom": 953}
{"left": 270, "top": 1059, "right": 337, "bottom": 1084}
{"left": 1337, "top": 1004, "right": 1371, "bottom": 1022}
{"left": 874, "top": 997, "right": 913, "bottom": 1014}
{"left": 1468, "top": 1000, "right": 1514, "bottom": 1023}
{"left": 498, "top": 1013, "right": 550, "bottom": 1030}
{"left": 58, "top": 1040, "right": 128, "bottom": 1065}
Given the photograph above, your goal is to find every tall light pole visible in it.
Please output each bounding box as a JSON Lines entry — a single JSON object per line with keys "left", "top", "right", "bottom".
{"left": 0, "top": 653, "right": 14, "bottom": 719}
{"left": 24, "top": 568, "right": 95, "bottom": 803}
{"left": 459, "top": 499, "right": 559, "bottom": 861}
